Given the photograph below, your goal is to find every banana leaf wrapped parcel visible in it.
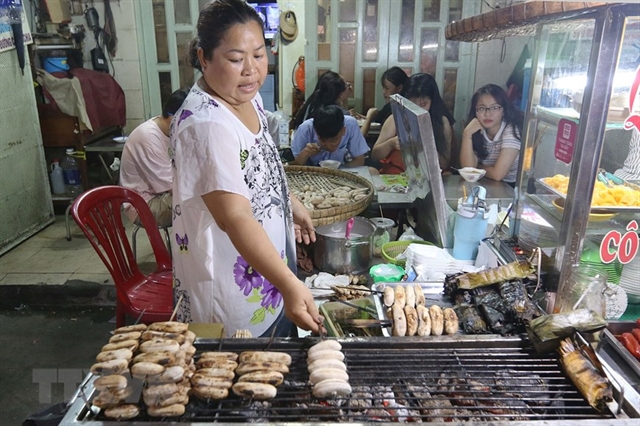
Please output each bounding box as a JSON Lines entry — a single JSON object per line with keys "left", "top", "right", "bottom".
{"left": 527, "top": 309, "right": 607, "bottom": 353}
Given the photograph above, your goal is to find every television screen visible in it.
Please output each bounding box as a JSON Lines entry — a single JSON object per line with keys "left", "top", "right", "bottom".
{"left": 248, "top": 2, "right": 280, "bottom": 39}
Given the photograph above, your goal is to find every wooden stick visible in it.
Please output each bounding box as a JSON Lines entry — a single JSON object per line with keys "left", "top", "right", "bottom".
{"left": 169, "top": 294, "right": 183, "bottom": 322}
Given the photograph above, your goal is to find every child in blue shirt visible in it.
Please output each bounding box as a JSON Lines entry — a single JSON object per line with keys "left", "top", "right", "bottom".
{"left": 291, "top": 105, "right": 369, "bottom": 167}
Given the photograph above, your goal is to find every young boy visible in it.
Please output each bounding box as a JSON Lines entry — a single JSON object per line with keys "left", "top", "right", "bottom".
{"left": 290, "top": 104, "right": 369, "bottom": 167}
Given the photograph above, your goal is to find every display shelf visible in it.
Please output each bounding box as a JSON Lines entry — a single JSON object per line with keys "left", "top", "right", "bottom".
{"left": 536, "top": 106, "right": 625, "bottom": 130}
{"left": 444, "top": 1, "right": 607, "bottom": 42}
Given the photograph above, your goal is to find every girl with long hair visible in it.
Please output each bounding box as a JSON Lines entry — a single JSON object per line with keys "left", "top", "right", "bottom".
{"left": 292, "top": 71, "right": 349, "bottom": 129}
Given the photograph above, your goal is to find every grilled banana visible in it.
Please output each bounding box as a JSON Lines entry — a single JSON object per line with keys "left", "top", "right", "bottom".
{"left": 429, "top": 305, "right": 444, "bottom": 336}
{"left": 196, "top": 358, "right": 238, "bottom": 370}
{"left": 109, "top": 331, "right": 142, "bottom": 343}
{"left": 90, "top": 358, "right": 129, "bottom": 376}
{"left": 93, "top": 374, "right": 128, "bottom": 391}
{"left": 416, "top": 305, "right": 431, "bottom": 337}
{"left": 383, "top": 286, "right": 395, "bottom": 307}
{"left": 306, "top": 349, "right": 345, "bottom": 364}
{"left": 312, "top": 379, "right": 352, "bottom": 399}
{"left": 238, "top": 351, "right": 292, "bottom": 366}
{"left": 404, "top": 285, "right": 416, "bottom": 308}
{"left": 235, "top": 361, "right": 289, "bottom": 375}
{"left": 195, "top": 367, "right": 235, "bottom": 380}
{"left": 394, "top": 284, "right": 406, "bottom": 307}
{"left": 237, "top": 370, "right": 284, "bottom": 386}
{"left": 146, "top": 366, "right": 185, "bottom": 384}
{"left": 443, "top": 307, "right": 459, "bottom": 335}
{"left": 113, "top": 324, "right": 148, "bottom": 334}
{"left": 309, "top": 368, "right": 349, "bottom": 385}
{"left": 141, "top": 330, "right": 186, "bottom": 344}
{"left": 102, "top": 339, "right": 139, "bottom": 352}
{"left": 132, "top": 351, "right": 176, "bottom": 366}
{"left": 139, "top": 338, "right": 180, "bottom": 353}
{"left": 391, "top": 303, "right": 407, "bottom": 336}
{"left": 307, "top": 358, "right": 347, "bottom": 373}
{"left": 96, "top": 348, "right": 133, "bottom": 363}
{"left": 232, "top": 382, "right": 278, "bottom": 400}
{"left": 190, "top": 374, "right": 233, "bottom": 388}
{"left": 191, "top": 385, "right": 229, "bottom": 400}
{"left": 104, "top": 404, "right": 140, "bottom": 420}
{"left": 404, "top": 305, "right": 418, "bottom": 336}
{"left": 308, "top": 339, "right": 342, "bottom": 356}
{"left": 148, "top": 321, "right": 189, "bottom": 334}
{"left": 414, "top": 284, "right": 425, "bottom": 307}
{"left": 147, "top": 403, "right": 186, "bottom": 417}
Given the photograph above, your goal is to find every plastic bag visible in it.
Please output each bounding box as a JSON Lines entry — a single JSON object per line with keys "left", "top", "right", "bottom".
{"left": 398, "top": 228, "right": 424, "bottom": 242}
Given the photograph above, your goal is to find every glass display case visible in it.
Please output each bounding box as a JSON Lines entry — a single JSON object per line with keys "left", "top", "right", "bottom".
{"left": 446, "top": 2, "right": 640, "bottom": 311}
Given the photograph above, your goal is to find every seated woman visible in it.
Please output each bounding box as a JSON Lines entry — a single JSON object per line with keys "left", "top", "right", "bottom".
{"left": 460, "top": 84, "right": 524, "bottom": 184}
{"left": 370, "top": 73, "right": 455, "bottom": 174}
{"left": 360, "top": 67, "right": 409, "bottom": 137}
{"left": 292, "top": 71, "right": 351, "bottom": 130}
{"left": 290, "top": 105, "right": 369, "bottom": 167}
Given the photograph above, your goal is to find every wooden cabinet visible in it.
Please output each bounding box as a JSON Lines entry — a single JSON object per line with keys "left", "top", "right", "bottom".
{"left": 38, "top": 104, "right": 121, "bottom": 194}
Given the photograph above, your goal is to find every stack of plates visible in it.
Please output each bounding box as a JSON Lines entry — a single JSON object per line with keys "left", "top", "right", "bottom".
{"left": 579, "top": 248, "right": 623, "bottom": 284}
{"left": 405, "top": 244, "right": 477, "bottom": 280}
{"left": 619, "top": 255, "right": 640, "bottom": 304}
{"left": 518, "top": 208, "right": 557, "bottom": 249}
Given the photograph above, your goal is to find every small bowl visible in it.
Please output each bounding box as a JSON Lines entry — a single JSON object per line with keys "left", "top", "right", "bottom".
{"left": 552, "top": 198, "right": 618, "bottom": 222}
{"left": 458, "top": 167, "right": 486, "bottom": 182}
{"left": 319, "top": 160, "right": 341, "bottom": 169}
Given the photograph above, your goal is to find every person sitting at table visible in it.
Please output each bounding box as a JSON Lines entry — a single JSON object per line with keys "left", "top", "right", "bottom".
{"left": 359, "top": 66, "right": 409, "bottom": 137}
{"left": 120, "top": 88, "right": 188, "bottom": 227}
{"left": 370, "top": 73, "right": 455, "bottom": 174}
{"left": 292, "top": 71, "right": 351, "bottom": 130}
{"left": 290, "top": 104, "right": 369, "bottom": 167}
{"left": 460, "top": 84, "right": 524, "bottom": 184}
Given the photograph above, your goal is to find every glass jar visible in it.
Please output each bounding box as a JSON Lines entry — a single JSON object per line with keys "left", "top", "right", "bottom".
{"left": 370, "top": 217, "right": 395, "bottom": 257}
{"left": 555, "top": 265, "right": 608, "bottom": 317}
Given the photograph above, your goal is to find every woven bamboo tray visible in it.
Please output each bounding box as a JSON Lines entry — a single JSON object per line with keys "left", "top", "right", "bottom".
{"left": 285, "top": 165, "right": 374, "bottom": 226}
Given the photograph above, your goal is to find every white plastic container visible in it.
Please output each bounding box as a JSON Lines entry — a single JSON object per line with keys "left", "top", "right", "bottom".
{"left": 273, "top": 106, "right": 290, "bottom": 148}
{"left": 61, "top": 148, "right": 82, "bottom": 197}
{"left": 49, "top": 160, "right": 66, "bottom": 195}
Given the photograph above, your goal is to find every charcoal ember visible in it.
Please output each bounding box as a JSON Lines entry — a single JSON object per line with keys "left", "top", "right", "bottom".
{"left": 455, "top": 305, "right": 489, "bottom": 334}
{"left": 498, "top": 280, "right": 541, "bottom": 322}
{"left": 406, "top": 385, "right": 460, "bottom": 422}
{"left": 347, "top": 391, "right": 373, "bottom": 410}
{"left": 494, "top": 370, "right": 551, "bottom": 407}
{"left": 436, "top": 373, "right": 491, "bottom": 407}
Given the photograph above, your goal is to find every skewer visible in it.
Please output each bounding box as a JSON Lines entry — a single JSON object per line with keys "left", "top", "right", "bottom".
{"left": 331, "top": 285, "right": 385, "bottom": 295}
{"left": 329, "top": 297, "right": 378, "bottom": 316}
{"left": 169, "top": 294, "right": 183, "bottom": 322}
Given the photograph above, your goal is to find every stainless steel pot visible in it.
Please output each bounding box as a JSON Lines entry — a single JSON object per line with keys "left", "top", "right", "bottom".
{"left": 313, "top": 217, "right": 376, "bottom": 274}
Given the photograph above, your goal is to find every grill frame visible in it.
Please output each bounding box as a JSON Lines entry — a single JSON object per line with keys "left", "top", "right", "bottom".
{"left": 61, "top": 336, "right": 640, "bottom": 425}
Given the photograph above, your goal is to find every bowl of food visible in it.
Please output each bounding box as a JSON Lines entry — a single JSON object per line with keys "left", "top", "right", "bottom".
{"left": 458, "top": 167, "right": 486, "bottom": 183}
{"left": 552, "top": 198, "right": 618, "bottom": 222}
{"left": 319, "top": 160, "right": 341, "bottom": 169}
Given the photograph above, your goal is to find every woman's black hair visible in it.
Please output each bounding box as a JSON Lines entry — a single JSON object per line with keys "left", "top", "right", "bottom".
{"left": 162, "top": 89, "right": 189, "bottom": 118}
{"left": 381, "top": 66, "right": 408, "bottom": 89}
{"left": 402, "top": 73, "right": 455, "bottom": 158}
{"left": 187, "top": 0, "right": 264, "bottom": 72}
{"left": 293, "top": 71, "right": 346, "bottom": 129}
{"left": 467, "top": 84, "right": 524, "bottom": 159}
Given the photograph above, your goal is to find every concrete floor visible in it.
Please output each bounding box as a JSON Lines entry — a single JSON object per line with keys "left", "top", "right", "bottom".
{"left": 0, "top": 306, "right": 115, "bottom": 425}
{"left": 0, "top": 217, "right": 157, "bottom": 425}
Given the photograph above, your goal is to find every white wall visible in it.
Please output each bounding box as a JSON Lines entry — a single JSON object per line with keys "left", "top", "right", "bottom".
{"left": 277, "top": 0, "right": 306, "bottom": 118}
{"left": 473, "top": 36, "right": 533, "bottom": 93}
{"left": 69, "top": 0, "right": 144, "bottom": 133}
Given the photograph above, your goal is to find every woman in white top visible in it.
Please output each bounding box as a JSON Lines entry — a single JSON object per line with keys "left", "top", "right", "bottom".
{"left": 170, "top": 0, "right": 322, "bottom": 337}
{"left": 460, "top": 84, "right": 524, "bottom": 184}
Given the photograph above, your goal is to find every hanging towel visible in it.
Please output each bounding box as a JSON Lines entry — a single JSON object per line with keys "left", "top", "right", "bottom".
{"left": 103, "top": 0, "right": 118, "bottom": 57}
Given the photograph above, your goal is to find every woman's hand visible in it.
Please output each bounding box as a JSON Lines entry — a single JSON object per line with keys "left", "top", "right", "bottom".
{"left": 291, "top": 195, "right": 316, "bottom": 244}
{"left": 463, "top": 118, "right": 483, "bottom": 138}
{"left": 280, "top": 280, "right": 325, "bottom": 334}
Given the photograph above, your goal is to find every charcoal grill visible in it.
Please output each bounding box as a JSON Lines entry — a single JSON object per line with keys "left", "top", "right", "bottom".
{"left": 61, "top": 336, "right": 640, "bottom": 425}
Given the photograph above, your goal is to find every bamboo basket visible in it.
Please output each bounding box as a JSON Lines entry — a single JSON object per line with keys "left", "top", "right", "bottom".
{"left": 285, "top": 165, "right": 374, "bottom": 226}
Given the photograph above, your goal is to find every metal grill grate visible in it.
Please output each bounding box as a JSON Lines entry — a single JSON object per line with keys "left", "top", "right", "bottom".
{"left": 70, "top": 337, "right": 628, "bottom": 424}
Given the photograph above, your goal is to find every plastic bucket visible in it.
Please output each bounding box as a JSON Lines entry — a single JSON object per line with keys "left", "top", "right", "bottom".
{"left": 43, "top": 57, "right": 69, "bottom": 73}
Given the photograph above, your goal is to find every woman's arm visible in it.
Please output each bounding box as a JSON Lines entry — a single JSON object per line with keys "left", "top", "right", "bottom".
{"left": 202, "top": 191, "right": 322, "bottom": 332}
{"left": 371, "top": 116, "right": 399, "bottom": 161}
{"left": 459, "top": 118, "right": 483, "bottom": 168}
{"left": 360, "top": 107, "right": 378, "bottom": 137}
{"left": 481, "top": 148, "right": 519, "bottom": 181}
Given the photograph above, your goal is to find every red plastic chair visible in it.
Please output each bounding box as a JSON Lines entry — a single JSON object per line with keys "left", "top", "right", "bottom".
{"left": 71, "top": 186, "right": 174, "bottom": 327}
